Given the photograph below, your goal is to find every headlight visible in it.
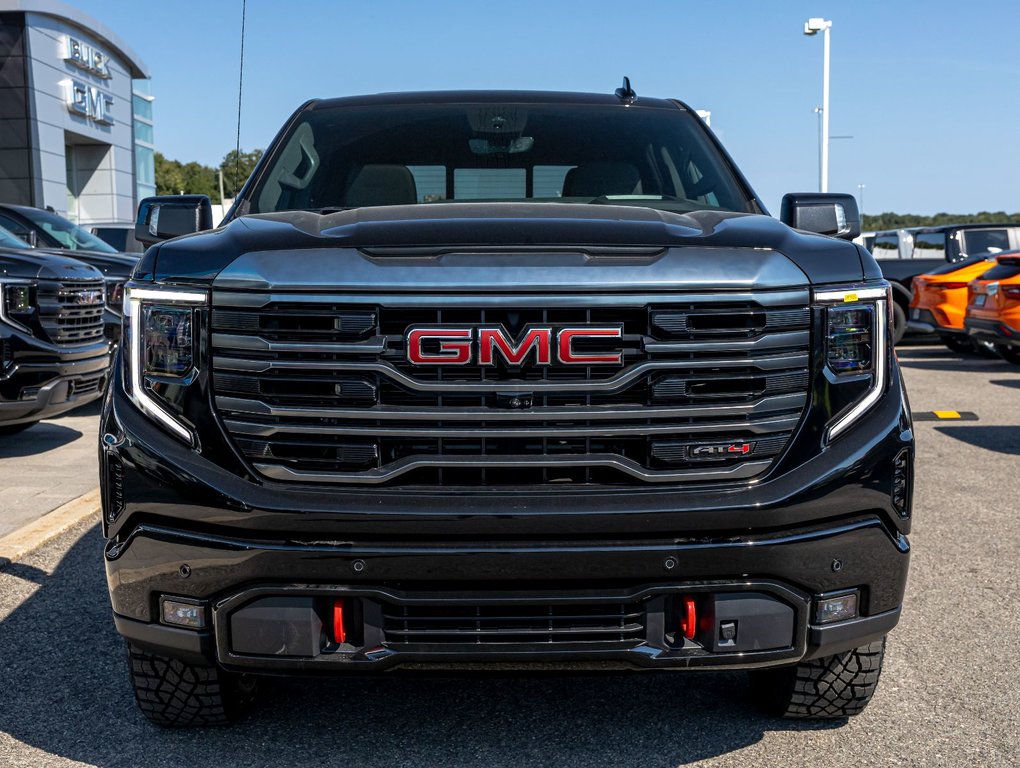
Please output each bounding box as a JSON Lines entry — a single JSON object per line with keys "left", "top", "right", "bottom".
{"left": 827, "top": 305, "right": 873, "bottom": 373}
{"left": 4, "top": 284, "right": 31, "bottom": 313}
{"left": 105, "top": 279, "right": 125, "bottom": 311}
{"left": 815, "top": 284, "right": 889, "bottom": 442}
{"left": 123, "top": 285, "right": 207, "bottom": 443}
{"left": 0, "top": 280, "right": 33, "bottom": 333}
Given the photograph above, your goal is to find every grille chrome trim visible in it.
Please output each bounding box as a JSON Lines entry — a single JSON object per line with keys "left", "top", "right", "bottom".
{"left": 255, "top": 454, "right": 774, "bottom": 485}
{"left": 212, "top": 353, "right": 810, "bottom": 392}
{"left": 223, "top": 416, "right": 801, "bottom": 439}
{"left": 643, "top": 330, "right": 809, "bottom": 354}
{"left": 211, "top": 333, "right": 386, "bottom": 354}
{"left": 215, "top": 391, "right": 805, "bottom": 421}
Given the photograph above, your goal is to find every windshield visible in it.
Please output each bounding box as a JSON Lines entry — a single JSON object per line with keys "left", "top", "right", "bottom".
{"left": 18, "top": 208, "right": 118, "bottom": 253}
{"left": 913, "top": 232, "right": 947, "bottom": 261}
{"left": 0, "top": 224, "right": 31, "bottom": 250}
{"left": 247, "top": 103, "right": 754, "bottom": 216}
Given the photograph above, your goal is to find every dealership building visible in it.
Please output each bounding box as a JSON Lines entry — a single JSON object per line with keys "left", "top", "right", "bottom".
{"left": 0, "top": 0, "right": 153, "bottom": 225}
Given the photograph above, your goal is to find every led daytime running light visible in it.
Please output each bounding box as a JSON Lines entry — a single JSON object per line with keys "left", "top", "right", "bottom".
{"left": 125, "top": 286, "right": 206, "bottom": 443}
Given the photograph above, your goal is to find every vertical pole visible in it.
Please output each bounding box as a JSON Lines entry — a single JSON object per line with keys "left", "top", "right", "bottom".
{"left": 219, "top": 168, "right": 225, "bottom": 205}
{"left": 815, "top": 108, "right": 823, "bottom": 192}
{"left": 821, "top": 24, "right": 831, "bottom": 193}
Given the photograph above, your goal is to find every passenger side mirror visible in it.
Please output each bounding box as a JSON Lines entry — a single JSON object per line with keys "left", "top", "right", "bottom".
{"left": 780, "top": 193, "right": 861, "bottom": 241}
{"left": 135, "top": 195, "right": 213, "bottom": 246}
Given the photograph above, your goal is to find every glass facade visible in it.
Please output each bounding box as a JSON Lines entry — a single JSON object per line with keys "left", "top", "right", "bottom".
{"left": 132, "top": 79, "right": 155, "bottom": 205}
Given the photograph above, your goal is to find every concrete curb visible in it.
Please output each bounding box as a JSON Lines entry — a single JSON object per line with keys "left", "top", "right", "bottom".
{"left": 0, "top": 487, "right": 100, "bottom": 568}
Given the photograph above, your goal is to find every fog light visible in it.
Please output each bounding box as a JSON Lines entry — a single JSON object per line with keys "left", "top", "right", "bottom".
{"left": 161, "top": 597, "right": 206, "bottom": 629}
{"left": 814, "top": 591, "right": 859, "bottom": 624}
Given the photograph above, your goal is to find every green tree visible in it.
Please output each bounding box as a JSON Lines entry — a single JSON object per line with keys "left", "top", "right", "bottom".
{"left": 862, "top": 212, "right": 1020, "bottom": 231}
{"left": 154, "top": 152, "right": 219, "bottom": 201}
{"left": 219, "top": 149, "right": 264, "bottom": 199}
{"left": 154, "top": 152, "right": 184, "bottom": 196}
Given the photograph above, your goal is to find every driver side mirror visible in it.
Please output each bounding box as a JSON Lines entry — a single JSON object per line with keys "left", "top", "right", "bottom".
{"left": 135, "top": 195, "right": 213, "bottom": 247}
{"left": 780, "top": 193, "right": 861, "bottom": 240}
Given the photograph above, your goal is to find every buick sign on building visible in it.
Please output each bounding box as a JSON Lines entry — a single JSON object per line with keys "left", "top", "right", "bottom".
{"left": 0, "top": 0, "right": 154, "bottom": 225}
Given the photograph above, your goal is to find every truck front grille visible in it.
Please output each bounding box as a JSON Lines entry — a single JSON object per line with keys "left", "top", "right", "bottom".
{"left": 382, "top": 600, "right": 646, "bottom": 646}
{"left": 35, "top": 279, "right": 106, "bottom": 345}
{"left": 210, "top": 291, "right": 811, "bottom": 488}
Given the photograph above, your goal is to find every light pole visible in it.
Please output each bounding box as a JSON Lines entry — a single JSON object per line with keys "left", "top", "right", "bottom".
{"left": 857, "top": 183, "right": 866, "bottom": 219}
{"left": 804, "top": 17, "right": 832, "bottom": 192}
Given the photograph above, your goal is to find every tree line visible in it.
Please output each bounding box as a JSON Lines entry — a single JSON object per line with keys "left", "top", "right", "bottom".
{"left": 153, "top": 157, "right": 1020, "bottom": 228}
{"left": 155, "top": 149, "right": 264, "bottom": 203}
{"left": 862, "top": 211, "right": 1020, "bottom": 231}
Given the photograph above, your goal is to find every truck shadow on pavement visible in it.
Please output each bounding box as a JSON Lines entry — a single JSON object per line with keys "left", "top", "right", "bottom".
{"left": 0, "top": 423, "right": 83, "bottom": 458}
{"left": 895, "top": 348, "right": 1011, "bottom": 375}
{"left": 0, "top": 525, "right": 841, "bottom": 768}
{"left": 933, "top": 426, "right": 1020, "bottom": 456}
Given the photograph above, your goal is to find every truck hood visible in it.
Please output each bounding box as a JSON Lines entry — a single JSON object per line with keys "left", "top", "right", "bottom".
{"left": 0, "top": 248, "right": 105, "bottom": 282}
{"left": 143, "top": 204, "right": 866, "bottom": 286}
{"left": 35, "top": 248, "right": 137, "bottom": 278}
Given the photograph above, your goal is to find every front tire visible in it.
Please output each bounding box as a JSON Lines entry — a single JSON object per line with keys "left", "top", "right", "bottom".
{"left": 996, "top": 344, "right": 1020, "bottom": 365}
{"left": 891, "top": 303, "right": 906, "bottom": 345}
{"left": 749, "top": 638, "right": 886, "bottom": 719}
{"left": 128, "top": 644, "right": 256, "bottom": 727}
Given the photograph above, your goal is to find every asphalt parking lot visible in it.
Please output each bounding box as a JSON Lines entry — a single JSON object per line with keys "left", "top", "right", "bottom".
{"left": 0, "top": 343, "right": 1018, "bottom": 767}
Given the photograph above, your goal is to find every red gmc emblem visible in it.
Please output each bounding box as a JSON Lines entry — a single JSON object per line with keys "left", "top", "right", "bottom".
{"left": 406, "top": 326, "right": 624, "bottom": 366}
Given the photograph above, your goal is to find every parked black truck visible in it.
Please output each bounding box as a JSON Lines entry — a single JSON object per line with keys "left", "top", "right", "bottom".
{"left": 1, "top": 250, "right": 110, "bottom": 433}
{"left": 100, "top": 88, "right": 913, "bottom": 726}
{"left": 0, "top": 205, "right": 138, "bottom": 343}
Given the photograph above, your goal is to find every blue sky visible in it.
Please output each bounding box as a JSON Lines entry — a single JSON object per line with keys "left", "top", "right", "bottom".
{"left": 76, "top": 0, "right": 1020, "bottom": 215}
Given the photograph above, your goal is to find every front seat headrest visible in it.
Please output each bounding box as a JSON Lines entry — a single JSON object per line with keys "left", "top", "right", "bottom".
{"left": 562, "top": 162, "right": 641, "bottom": 198}
{"left": 344, "top": 165, "right": 418, "bottom": 207}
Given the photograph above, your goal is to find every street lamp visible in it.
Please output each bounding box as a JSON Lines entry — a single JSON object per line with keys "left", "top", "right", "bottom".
{"left": 804, "top": 17, "right": 833, "bottom": 192}
{"left": 857, "top": 183, "right": 866, "bottom": 218}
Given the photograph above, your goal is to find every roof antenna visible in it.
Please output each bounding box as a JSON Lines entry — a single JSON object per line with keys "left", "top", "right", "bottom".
{"left": 233, "top": 0, "right": 247, "bottom": 200}
{"left": 615, "top": 76, "right": 637, "bottom": 104}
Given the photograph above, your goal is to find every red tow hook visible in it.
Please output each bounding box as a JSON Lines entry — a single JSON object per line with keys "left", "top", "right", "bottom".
{"left": 332, "top": 599, "right": 347, "bottom": 644}
{"left": 680, "top": 595, "right": 698, "bottom": 640}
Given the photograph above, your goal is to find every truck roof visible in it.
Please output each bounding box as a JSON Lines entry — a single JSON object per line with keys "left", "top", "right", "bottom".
{"left": 309, "top": 90, "right": 689, "bottom": 112}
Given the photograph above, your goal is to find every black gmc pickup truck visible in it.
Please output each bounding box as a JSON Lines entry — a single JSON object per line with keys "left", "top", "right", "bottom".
{"left": 1, "top": 250, "right": 110, "bottom": 433}
{"left": 100, "top": 87, "right": 913, "bottom": 726}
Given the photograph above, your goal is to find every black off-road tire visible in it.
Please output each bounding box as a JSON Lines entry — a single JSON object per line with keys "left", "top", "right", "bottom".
{"left": 128, "top": 644, "right": 256, "bottom": 727}
{"left": 748, "top": 638, "right": 886, "bottom": 719}
{"left": 996, "top": 344, "right": 1020, "bottom": 365}
{"left": 891, "top": 303, "right": 906, "bottom": 345}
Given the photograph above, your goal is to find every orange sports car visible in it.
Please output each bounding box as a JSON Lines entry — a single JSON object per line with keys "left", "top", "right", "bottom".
{"left": 964, "top": 252, "right": 1020, "bottom": 365}
{"left": 909, "top": 255, "right": 1001, "bottom": 353}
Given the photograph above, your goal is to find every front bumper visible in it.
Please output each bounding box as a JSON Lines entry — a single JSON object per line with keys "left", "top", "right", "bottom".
{"left": 111, "top": 521, "right": 906, "bottom": 672}
{"left": 907, "top": 307, "right": 951, "bottom": 335}
{"left": 0, "top": 331, "right": 110, "bottom": 425}
{"left": 965, "top": 316, "right": 1020, "bottom": 347}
